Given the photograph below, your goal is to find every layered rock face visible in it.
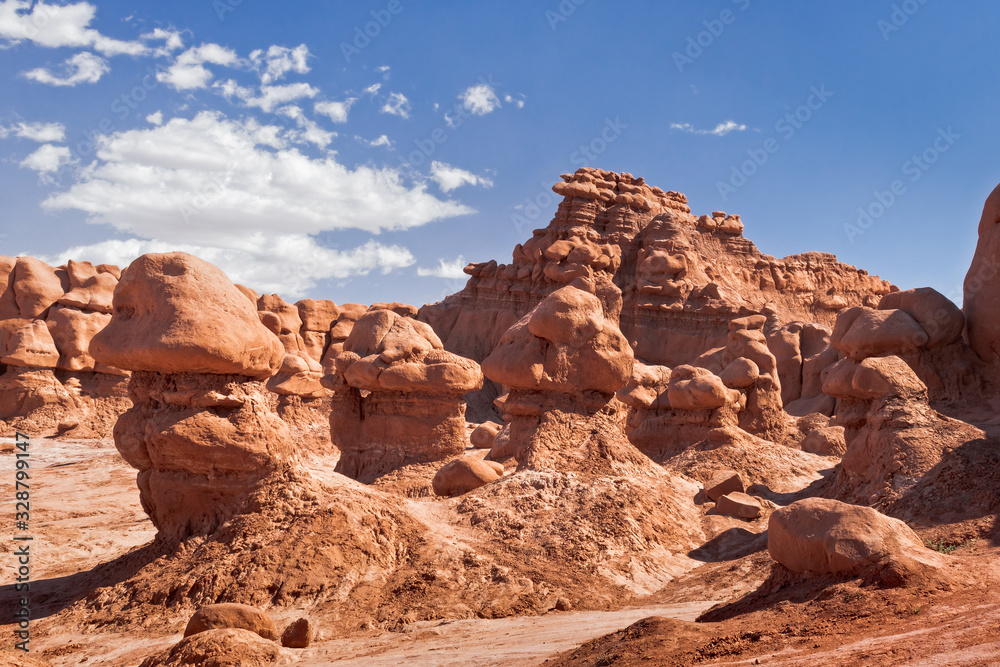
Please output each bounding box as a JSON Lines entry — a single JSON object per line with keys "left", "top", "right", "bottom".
{"left": 0, "top": 256, "right": 129, "bottom": 436}
{"left": 421, "top": 169, "right": 893, "bottom": 400}
{"left": 325, "top": 309, "right": 483, "bottom": 482}
{"left": 92, "top": 252, "right": 290, "bottom": 542}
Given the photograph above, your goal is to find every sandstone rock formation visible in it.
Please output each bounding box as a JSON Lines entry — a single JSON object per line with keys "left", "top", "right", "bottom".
{"left": 280, "top": 618, "right": 315, "bottom": 649}
{"left": 421, "top": 169, "right": 893, "bottom": 417}
{"left": 823, "top": 355, "right": 984, "bottom": 507}
{"left": 91, "top": 252, "right": 291, "bottom": 542}
{"left": 139, "top": 628, "right": 282, "bottom": 667}
{"left": 0, "top": 256, "right": 130, "bottom": 437}
{"left": 963, "top": 181, "right": 1000, "bottom": 364}
{"left": 325, "top": 309, "right": 483, "bottom": 482}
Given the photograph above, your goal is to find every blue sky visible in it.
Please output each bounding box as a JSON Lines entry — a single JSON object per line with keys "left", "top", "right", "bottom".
{"left": 1, "top": 0, "right": 996, "bottom": 307}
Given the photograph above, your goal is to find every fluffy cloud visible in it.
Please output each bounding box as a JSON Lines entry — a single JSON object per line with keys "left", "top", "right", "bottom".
{"left": 417, "top": 256, "right": 468, "bottom": 280}
{"left": 459, "top": 83, "right": 501, "bottom": 116}
{"left": 146, "top": 111, "right": 164, "bottom": 126}
{"left": 39, "top": 111, "right": 473, "bottom": 295}
{"left": 40, "top": 236, "right": 415, "bottom": 299}
{"left": 670, "top": 120, "right": 749, "bottom": 136}
{"left": 24, "top": 51, "right": 108, "bottom": 86}
{"left": 251, "top": 44, "right": 310, "bottom": 84}
{"left": 158, "top": 43, "right": 239, "bottom": 90}
{"left": 366, "top": 134, "right": 392, "bottom": 148}
{"left": 217, "top": 79, "right": 319, "bottom": 113}
{"left": 20, "top": 143, "right": 73, "bottom": 175}
{"left": 4, "top": 121, "right": 66, "bottom": 142}
{"left": 314, "top": 98, "right": 356, "bottom": 123}
{"left": 0, "top": 0, "right": 147, "bottom": 55}
{"left": 429, "top": 161, "right": 493, "bottom": 193}
{"left": 380, "top": 92, "right": 411, "bottom": 118}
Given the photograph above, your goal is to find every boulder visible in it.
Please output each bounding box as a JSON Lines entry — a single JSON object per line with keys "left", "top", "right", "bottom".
{"left": 878, "top": 287, "right": 963, "bottom": 350}
{"left": 800, "top": 426, "right": 847, "bottom": 456}
{"left": 705, "top": 470, "right": 745, "bottom": 501}
{"left": 184, "top": 603, "right": 278, "bottom": 641}
{"left": 470, "top": 421, "right": 502, "bottom": 449}
{"left": 833, "top": 307, "right": 928, "bottom": 360}
{"left": 280, "top": 618, "right": 315, "bottom": 649}
{"left": 716, "top": 492, "right": 761, "bottom": 520}
{"left": 11, "top": 256, "right": 67, "bottom": 319}
{"left": 768, "top": 498, "right": 943, "bottom": 579}
{"left": 432, "top": 457, "right": 503, "bottom": 497}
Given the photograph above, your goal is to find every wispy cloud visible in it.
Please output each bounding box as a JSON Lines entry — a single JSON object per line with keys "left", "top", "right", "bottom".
{"left": 670, "top": 120, "right": 749, "bottom": 136}
{"left": 418, "top": 256, "right": 468, "bottom": 279}
{"left": 380, "top": 91, "right": 411, "bottom": 118}
{"left": 429, "top": 161, "right": 493, "bottom": 193}
{"left": 24, "top": 51, "right": 108, "bottom": 86}
{"left": 460, "top": 83, "right": 501, "bottom": 116}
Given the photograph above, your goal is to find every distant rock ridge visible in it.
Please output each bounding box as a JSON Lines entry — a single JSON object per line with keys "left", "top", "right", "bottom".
{"left": 420, "top": 167, "right": 895, "bottom": 416}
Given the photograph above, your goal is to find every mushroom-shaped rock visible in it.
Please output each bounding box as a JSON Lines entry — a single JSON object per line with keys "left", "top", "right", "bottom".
{"left": 139, "top": 629, "right": 281, "bottom": 667}
{"left": 482, "top": 286, "right": 633, "bottom": 395}
{"left": 432, "top": 457, "right": 503, "bottom": 497}
{"left": 329, "top": 310, "right": 483, "bottom": 481}
{"left": 768, "top": 498, "right": 943, "bottom": 580}
{"left": 667, "top": 365, "right": 737, "bottom": 411}
{"left": 184, "top": 603, "right": 278, "bottom": 641}
{"left": 963, "top": 182, "right": 1000, "bottom": 363}
{"left": 92, "top": 253, "right": 284, "bottom": 380}
{"left": 92, "top": 253, "right": 292, "bottom": 541}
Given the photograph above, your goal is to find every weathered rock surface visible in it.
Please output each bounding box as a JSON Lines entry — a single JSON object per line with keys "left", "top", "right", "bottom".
{"left": 768, "top": 498, "right": 944, "bottom": 583}
{"left": 327, "top": 309, "right": 483, "bottom": 482}
{"left": 92, "top": 253, "right": 292, "bottom": 542}
{"left": 139, "top": 628, "right": 282, "bottom": 667}
{"left": 184, "top": 603, "right": 278, "bottom": 641}
{"left": 92, "top": 253, "right": 284, "bottom": 379}
{"left": 432, "top": 456, "right": 504, "bottom": 497}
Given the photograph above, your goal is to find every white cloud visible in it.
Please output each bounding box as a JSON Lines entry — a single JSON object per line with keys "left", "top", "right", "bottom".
{"left": 429, "top": 161, "right": 493, "bottom": 193}
{"left": 670, "top": 120, "right": 748, "bottom": 137}
{"left": 7, "top": 121, "right": 66, "bottom": 142}
{"left": 364, "top": 83, "right": 382, "bottom": 96}
{"left": 459, "top": 83, "right": 500, "bottom": 116}
{"left": 376, "top": 65, "right": 390, "bottom": 73}
{"left": 39, "top": 111, "right": 473, "bottom": 294}
{"left": 159, "top": 43, "right": 238, "bottom": 90}
{"left": 24, "top": 51, "right": 108, "bottom": 86}
{"left": 250, "top": 44, "right": 310, "bottom": 84}
{"left": 146, "top": 111, "right": 163, "bottom": 125}
{"left": 314, "top": 98, "right": 356, "bottom": 123}
{"left": 381, "top": 92, "right": 411, "bottom": 118}
{"left": 141, "top": 27, "right": 183, "bottom": 56}
{"left": 367, "top": 134, "right": 392, "bottom": 148}
{"left": 20, "top": 143, "right": 73, "bottom": 176}
{"left": 418, "top": 256, "right": 468, "bottom": 280}
{"left": 278, "top": 106, "right": 334, "bottom": 148}
{"left": 504, "top": 93, "right": 526, "bottom": 109}
{"left": 218, "top": 80, "right": 319, "bottom": 113}
{"left": 40, "top": 236, "right": 415, "bottom": 299}
{"left": 0, "top": 0, "right": 147, "bottom": 55}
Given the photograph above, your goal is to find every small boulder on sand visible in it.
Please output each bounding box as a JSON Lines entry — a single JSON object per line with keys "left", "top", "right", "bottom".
{"left": 433, "top": 457, "right": 504, "bottom": 497}
{"left": 140, "top": 628, "right": 281, "bottom": 667}
{"left": 280, "top": 618, "right": 315, "bottom": 648}
{"left": 716, "top": 492, "right": 761, "bottom": 520}
{"left": 184, "top": 603, "right": 278, "bottom": 641}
